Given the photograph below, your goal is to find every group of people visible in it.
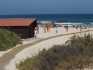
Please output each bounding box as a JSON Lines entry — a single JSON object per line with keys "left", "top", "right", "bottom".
{"left": 73, "top": 25, "right": 87, "bottom": 32}
{"left": 34, "top": 24, "right": 87, "bottom": 38}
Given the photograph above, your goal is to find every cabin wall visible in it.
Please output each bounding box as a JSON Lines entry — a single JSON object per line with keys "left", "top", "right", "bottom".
{"left": 0, "top": 26, "right": 29, "bottom": 39}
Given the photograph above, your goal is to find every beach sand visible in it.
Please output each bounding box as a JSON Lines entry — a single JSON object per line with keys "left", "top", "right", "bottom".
{"left": 2, "top": 27, "right": 93, "bottom": 70}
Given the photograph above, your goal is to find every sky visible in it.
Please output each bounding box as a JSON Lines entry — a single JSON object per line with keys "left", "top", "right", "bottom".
{"left": 0, "top": 0, "right": 93, "bottom": 15}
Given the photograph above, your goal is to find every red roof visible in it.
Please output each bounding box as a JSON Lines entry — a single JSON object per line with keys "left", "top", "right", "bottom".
{"left": 0, "top": 18, "right": 36, "bottom": 26}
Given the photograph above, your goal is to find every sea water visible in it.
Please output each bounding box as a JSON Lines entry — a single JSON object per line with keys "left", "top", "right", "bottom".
{"left": 0, "top": 14, "right": 93, "bottom": 25}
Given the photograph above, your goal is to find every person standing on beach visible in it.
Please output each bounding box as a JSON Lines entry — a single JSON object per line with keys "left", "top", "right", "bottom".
{"left": 56, "top": 25, "right": 58, "bottom": 34}
{"left": 80, "top": 25, "right": 82, "bottom": 35}
{"left": 66, "top": 25, "right": 68, "bottom": 32}
{"left": 80, "top": 25, "right": 82, "bottom": 31}
{"left": 34, "top": 29, "right": 37, "bottom": 38}
{"left": 56, "top": 26, "right": 58, "bottom": 33}
{"left": 46, "top": 24, "right": 50, "bottom": 32}
{"left": 45, "top": 24, "right": 48, "bottom": 32}
{"left": 36, "top": 26, "right": 39, "bottom": 34}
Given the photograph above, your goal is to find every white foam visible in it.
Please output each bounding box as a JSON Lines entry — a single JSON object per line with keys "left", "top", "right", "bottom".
{"left": 55, "top": 22, "right": 83, "bottom": 25}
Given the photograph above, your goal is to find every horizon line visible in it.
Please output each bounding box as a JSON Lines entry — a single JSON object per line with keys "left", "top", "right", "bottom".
{"left": 0, "top": 13, "right": 93, "bottom": 16}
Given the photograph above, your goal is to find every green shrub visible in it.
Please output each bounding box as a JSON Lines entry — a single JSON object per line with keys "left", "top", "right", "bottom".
{"left": 66, "top": 34, "right": 93, "bottom": 47}
{"left": 16, "top": 34, "right": 93, "bottom": 70}
{"left": 0, "top": 28, "right": 21, "bottom": 51}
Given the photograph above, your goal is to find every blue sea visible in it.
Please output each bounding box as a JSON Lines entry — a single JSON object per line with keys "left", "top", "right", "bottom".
{"left": 0, "top": 14, "right": 93, "bottom": 25}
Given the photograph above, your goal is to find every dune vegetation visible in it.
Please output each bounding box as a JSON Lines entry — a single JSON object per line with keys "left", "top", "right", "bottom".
{"left": 0, "top": 28, "right": 21, "bottom": 51}
{"left": 16, "top": 34, "right": 93, "bottom": 70}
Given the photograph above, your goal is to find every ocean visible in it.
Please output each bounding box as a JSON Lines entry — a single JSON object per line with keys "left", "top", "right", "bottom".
{"left": 0, "top": 14, "right": 93, "bottom": 25}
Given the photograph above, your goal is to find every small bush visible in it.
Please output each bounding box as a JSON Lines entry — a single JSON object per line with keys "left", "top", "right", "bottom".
{"left": 0, "top": 28, "right": 21, "bottom": 51}
{"left": 66, "top": 34, "right": 93, "bottom": 47}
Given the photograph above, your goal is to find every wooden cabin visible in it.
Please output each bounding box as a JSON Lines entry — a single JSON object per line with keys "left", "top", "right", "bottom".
{"left": 0, "top": 18, "right": 37, "bottom": 39}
